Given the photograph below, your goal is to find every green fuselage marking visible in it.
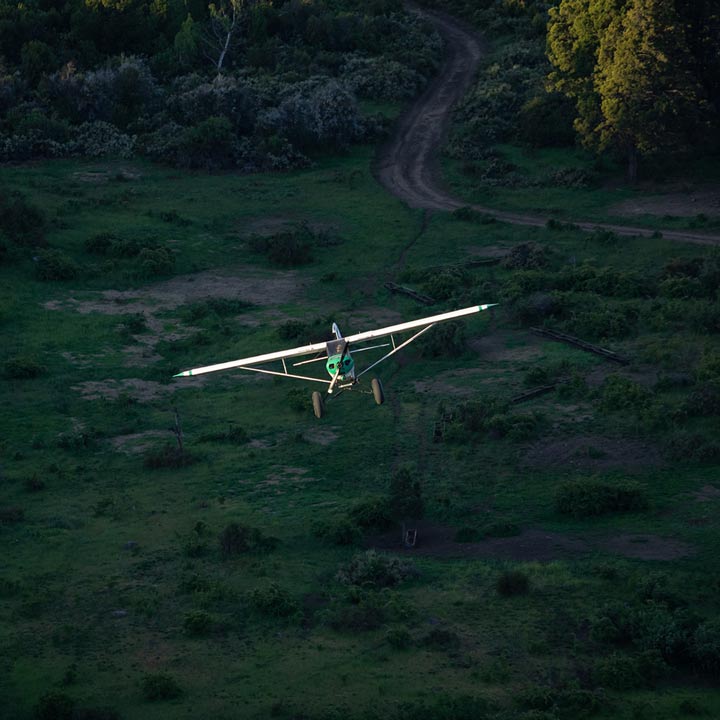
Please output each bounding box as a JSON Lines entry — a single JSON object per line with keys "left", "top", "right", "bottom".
{"left": 326, "top": 353, "right": 354, "bottom": 379}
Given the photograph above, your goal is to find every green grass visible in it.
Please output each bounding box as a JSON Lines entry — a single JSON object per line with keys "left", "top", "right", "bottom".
{"left": 1, "top": 150, "right": 720, "bottom": 719}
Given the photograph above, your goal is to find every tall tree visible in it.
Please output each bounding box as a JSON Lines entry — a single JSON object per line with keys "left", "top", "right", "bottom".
{"left": 204, "top": 0, "right": 243, "bottom": 73}
{"left": 595, "top": 0, "right": 704, "bottom": 182}
{"left": 547, "top": 0, "right": 708, "bottom": 182}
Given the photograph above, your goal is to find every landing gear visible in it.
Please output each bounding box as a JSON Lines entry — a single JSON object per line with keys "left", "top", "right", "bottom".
{"left": 371, "top": 377, "right": 384, "bottom": 405}
{"left": 312, "top": 391, "right": 325, "bottom": 419}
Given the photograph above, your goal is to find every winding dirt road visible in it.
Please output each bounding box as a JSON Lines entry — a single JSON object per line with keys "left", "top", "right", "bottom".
{"left": 374, "top": 4, "right": 720, "bottom": 246}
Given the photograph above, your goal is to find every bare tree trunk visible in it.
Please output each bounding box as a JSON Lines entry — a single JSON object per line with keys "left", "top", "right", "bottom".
{"left": 172, "top": 407, "right": 184, "bottom": 454}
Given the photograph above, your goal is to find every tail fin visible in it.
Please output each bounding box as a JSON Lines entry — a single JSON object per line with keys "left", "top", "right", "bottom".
{"left": 332, "top": 322, "right": 342, "bottom": 339}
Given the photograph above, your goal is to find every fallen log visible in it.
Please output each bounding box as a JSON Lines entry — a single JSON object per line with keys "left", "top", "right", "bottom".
{"left": 530, "top": 327, "right": 629, "bottom": 365}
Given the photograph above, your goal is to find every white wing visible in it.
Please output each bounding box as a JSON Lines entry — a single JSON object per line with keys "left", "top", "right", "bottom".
{"left": 173, "top": 304, "right": 496, "bottom": 378}
{"left": 344, "top": 304, "right": 496, "bottom": 344}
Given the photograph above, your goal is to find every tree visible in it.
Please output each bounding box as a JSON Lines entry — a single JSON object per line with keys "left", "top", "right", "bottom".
{"left": 595, "top": 0, "right": 704, "bottom": 182}
{"left": 547, "top": 0, "right": 708, "bottom": 182}
{"left": 204, "top": 0, "right": 244, "bottom": 73}
{"left": 388, "top": 468, "right": 424, "bottom": 526}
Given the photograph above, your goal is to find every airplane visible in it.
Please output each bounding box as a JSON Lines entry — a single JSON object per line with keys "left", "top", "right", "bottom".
{"left": 173, "top": 304, "right": 497, "bottom": 418}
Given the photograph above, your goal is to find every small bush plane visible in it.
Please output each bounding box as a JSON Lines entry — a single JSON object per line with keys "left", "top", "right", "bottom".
{"left": 174, "top": 304, "right": 496, "bottom": 418}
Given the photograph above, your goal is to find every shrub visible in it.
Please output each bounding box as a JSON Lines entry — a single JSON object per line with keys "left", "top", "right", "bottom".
{"left": 325, "top": 594, "right": 386, "bottom": 632}
{"left": 502, "top": 242, "right": 547, "bottom": 269}
{"left": 599, "top": 375, "right": 651, "bottom": 412}
{"left": 313, "top": 517, "right": 361, "bottom": 546}
{"left": 0, "top": 189, "right": 45, "bottom": 244}
{"left": 174, "top": 116, "right": 236, "bottom": 170}
{"left": 34, "top": 249, "right": 79, "bottom": 281}
{"left": 183, "top": 610, "right": 214, "bottom": 636}
{"left": 0, "top": 506, "right": 25, "bottom": 524}
{"left": 419, "top": 320, "right": 466, "bottom": 358}
{"left": 496, "top": 569, "right": 530, "bottom": 597}
{"left": 183, "top": 298, "right": 251, "bottom": 321}
{"left": 516, "top": 92, "right": 575, "bottom": 148}
{"left": 454, "top": 526, "right": 482, "bottom": 543}
{"left": 219, "top": 522, "right": 277, "bottom": 556}
{"left": 386, "top": 627, "right": 412, "bottom": 649}
{"left": 556, "top": 479, "right": 648, "bottom": 518}
{"left": 141, "top": 673, "right": 182, "bottom": 701}
{"left": 136, "top": 246, "right": 175, "bottom": 277}
{"left": 73, "top": 121, "right": 135, "bottom": 158}
{"left": 248, "top": 225, "right": 315, "bottom": 267}
{"left": 421, "top": 627, "right": 461, "bottom": 650}
{"left": 691, "top": 619, "right": 720, "bottom": 677}
{"left": 388, "top": 468, "right": 424, "bottom": 523}
{"left": 349, "top": 496, "right": 394, "bottom": 529}
{"left": 668, "top": 432, "right": 720, "bottom": 463}
{"left": 336, "top": 550, "right": 412, "bottom": 589}
{"left": 593, "top": 650, "right": 667, "bottom": 689}
{"left": 482, "top": 521, "right": 520, "bottom": 538}
{"left": 4, "top": 355, "right": 45, "bottom": 379}
{"left": 198, "top": 425, "right": 248, "bottom": 444}
{"left": 34, "top": 691, "right": 75, "bottom": 720}
{"left": 249, "top": 583, "right": 298, "bottom": 617}
{"left": 143, "top": 445, "right": 196, "bottom": 469}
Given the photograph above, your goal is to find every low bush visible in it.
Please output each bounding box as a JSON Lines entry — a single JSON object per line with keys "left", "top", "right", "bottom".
{"left": 691, "top": 619, "right": 720, "bottom": 677}
{"left": 349, "top": 497, "right": 394, "bottom": 530}
{"left": 0, "top": 189, "right": 45, "bottom": 244}
{"left": 556, "top": 479, "right": 648, "bottom": 518}
{"left": 219, "top": 522, "right": 277, "bottom": 556}
{"left": 496, "top": 569, "right": 530, "bottom": 597}
{"left": 418, "top": 320, "right": 466, "bottom": 358}
{"left": 421, "top": 627, "right": 461, "bottom": 650}
{"left": 136, "top": 246, "right": 175, "bottom": 277}
{"left": 593, "top": 649, "right": 667, "bottom": 689}
{"left": 183, "top": 298, "right": 251, "bottom": 321}
{"left": 34, "top": 691, "right": 75, "bottom": 720}
{"left": 34, "top": 249, "right": 79, "bottom": 280}
{"left": 313, "top": 517, "right": 361, "bottom": 546}
{"left": 482, "top": 521, "right": 520, "bottom": 538}
{"left": 198, "top": 425, "right": 248, "bottom": 444}
{"left": 336, "top": 550, "right": 412, "bottom": 589}
{"left": 141, "top": 673, "right": 182, "bottom": 701}
{"left": 248, "top": 224, "right": 316, "bottom": 267}
{"left": 143, "top": 445, "right": 196, "bottom": 469}
{"left": 668, "top": 432, "right": 720, "bottom": 463}
{"left": 599, "top": 375, "right": 652, "bottom": 413}
{"left": 502, "top": 242, "right": 547, "bottom": 270}
{"left": 0, "top": 506, "right": 25, "bottom": 524}
{"left": 249, "top": 583, "right": 298, "bottom": 617}
{"left": 183, "top": 610, "right": 215, "bottom": 636}
{"left": 325, "top": 593, "right": 386, "bottom": 632}
{"left": 386, "top": 627, "right": 412, "bottom": 649}
{"left": 4, "top": 355, "right": 45, "bottom": 379}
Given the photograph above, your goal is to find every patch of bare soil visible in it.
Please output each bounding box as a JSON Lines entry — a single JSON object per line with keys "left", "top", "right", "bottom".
{"left": 264, "top": 466, "right": 317, "bottom": 485}
{"left": 367, "top": 523, "right": 694, "bottom": 561}
{"left": 303, "top": 427, "right": 339, "bottom": 445}
{"left": 111, "top": 430, "right": 174, "bottom": 454}
{"left": 692, "top": 485, "right": 720, "bottom": 502}
{"left": 468, "top": 331, "right": 544, "bottom": 362}
{"left": 611, "top": 189, "right": 720, "bottom": 218}
{"left": 522, "top": 435, "right": 663, "bottom": 471}
{"left": 601, "top": 534, "right": 695, "bottom": 561}
{"left": 72, "top": 377, "right": 206, "bottom": 402}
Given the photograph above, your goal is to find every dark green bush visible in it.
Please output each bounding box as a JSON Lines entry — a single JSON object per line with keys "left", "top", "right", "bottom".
{"left": 454, "top": 526, "right": 482, "bottom": 542}
{"left": 143, "top": 445, "right": 196, "bottom": 469}
{"left": 183, "top": 298, "right": 251, "bottom": 321}
{"left": 248, "top": 225, "right": 317, "bottom": 267}
{"left": 313, "top": 517, "right": 361, "bottom": 546}
{"left": 496, "top": 569, "right": 530, "bottom": 597}
{"left": 593, "top": 650, "right": 667, "bottom": 689}
{"left": 0, "top": 189, "right": 45, "bottom": 244}
{"left": 668, "top": 432, "right": 720, "bottom": 463}
{"left": 4, "top": 355, "right": 45, "bottom": 379}
{"left": 419, "top": 320, "right": 466, "bottom": 358}
{"left": 34, "top": 691, "right": 75, "bottom": 720}
{"left": 599, "top": 375, "right": 651, "bottom": 413}
{"left": 691, "top": 619, "right": 720, "bottom": 677}
{"left": 219, "top": 522, "right": 277, "bottom": 556}
{"left": 388, "top": 467, "right": 424, "bottom": 523}
{"left": 421, "top": 627, "right": 461, "bottom": 650}
{"left": 336, "top": 550, "right": 412, "bottom": 589}
{"left": 34, "top": 249, "right": 79, "bottom": 280}
{"left": 141, "top": 673, "right": 182, "bottom": 701}
{"left": 386, "top": 627, "right": 412, "bottom": 649}
{"left": 249, "top": 583, "right": 298, "bottom": 617}
{"left": 325, "top": 595, "right": 386, "bottom": 632}
{"left": 502, "top": 241, "right": 547, "bottom": 269}
{"left": 349, "top": 496, "right": 394, "bottom": 529}
{"left": 183, "top": 610, "right": 215, "bottom": 636}
{"left": 0, "top": 506, "right": 25, "bottom": 524}
{"left": 556, "top": 479, "right": 648, "bottom": 518}
{"left": 198, "top": 425, "right": 248, "bottom": 444}
{"left": 136, "top": 246, "right": 174, "bottom": 276}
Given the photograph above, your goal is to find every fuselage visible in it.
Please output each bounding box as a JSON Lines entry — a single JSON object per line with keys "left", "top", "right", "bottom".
{"left": 325, "top": 324, "right": 355, "bottom": 380}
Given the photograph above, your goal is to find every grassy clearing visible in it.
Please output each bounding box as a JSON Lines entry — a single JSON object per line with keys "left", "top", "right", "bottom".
{"left": 1, "top": 150, "right": 720, "bottom": 719}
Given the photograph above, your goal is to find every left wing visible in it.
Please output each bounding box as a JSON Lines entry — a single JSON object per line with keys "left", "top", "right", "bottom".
{"left": 173, "top": 339, "right": 331, "bottom": 378}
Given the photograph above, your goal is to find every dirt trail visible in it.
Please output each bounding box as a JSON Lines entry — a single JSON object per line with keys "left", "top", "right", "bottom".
{"left": 374, "top": 3, "right": 720, "bottom": 247}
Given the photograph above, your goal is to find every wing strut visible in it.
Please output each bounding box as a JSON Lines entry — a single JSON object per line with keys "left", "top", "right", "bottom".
{"left": 356, "top": 324, "right": 436, "bottom": 379}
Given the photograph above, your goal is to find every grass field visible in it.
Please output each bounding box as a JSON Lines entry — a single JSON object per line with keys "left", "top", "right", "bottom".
{"left": 2, "top": 147, "right": 720, "bottom": 719}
